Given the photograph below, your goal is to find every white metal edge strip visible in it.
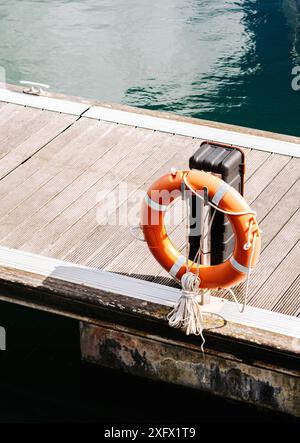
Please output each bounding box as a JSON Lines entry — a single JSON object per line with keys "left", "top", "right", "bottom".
{"left": 0, "top": 88, "right": 89, "bottom": 116}
{"left": 0, "top": 246, "right": 299, "bottom": 339}
{"left": 83, "top": 106, "right": 300, "bottom": 158}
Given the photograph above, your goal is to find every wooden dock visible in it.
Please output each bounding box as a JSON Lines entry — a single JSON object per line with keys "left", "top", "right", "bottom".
{"left": 0, "top": 83, "right": 299, "bottom": 316}
{"left": 0, "top": 83, "right": 299, "bottom": 416}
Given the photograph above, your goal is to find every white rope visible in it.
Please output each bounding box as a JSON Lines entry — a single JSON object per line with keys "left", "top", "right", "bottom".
{"left": 183, "top": 174, "right": 256, "bottom": 217}
{"left": 167, "top": 272, "right": 206, "bottom": 350}
{"left": 244, "top": 219, "right": 254, "bottom": 250}
{"left": 189, "top": 208, "right": 216, "bottom": 269}
{"left": 224, "top": 232, "right": 257, "bottom": 313}
{"left": 181, "top": 271, "right": 201, "bottom": 292}
{"left": 183, "top": 185, "right": 190, "bottom": 270}
{"left": 241, "top": 232, "right": 257, "bottom": 312}
{"left": 168, "top": 183, "right": 213, "bottom": 346}
{"left": 167, "top": 183, "right": 208, "bottom": 348}
{"left": 226, "top": 288, "right": 243, "bottom": 313}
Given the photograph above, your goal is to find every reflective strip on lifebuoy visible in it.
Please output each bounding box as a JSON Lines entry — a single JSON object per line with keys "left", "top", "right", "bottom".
{"left": 140, "top": 169, "right": 261, "bottom": 289}
{"left": 211, "top": 181, "right": 230, "bottom": 206}
{"left": 145, "top": 194, "right": 168, "bottom": 212}
{"left": 169, "top": 255, "right": 186, "bottom": 278}
{"left": 229, "top": 256, "right": 251, "bottom": 274}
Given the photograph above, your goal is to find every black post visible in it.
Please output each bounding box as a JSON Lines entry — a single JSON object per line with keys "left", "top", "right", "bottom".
{"left": 189, "top": 141, "right": 245, "bottom": 265}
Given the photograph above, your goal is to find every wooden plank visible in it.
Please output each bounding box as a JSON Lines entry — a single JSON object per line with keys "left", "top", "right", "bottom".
{"left": 0, "top": 106, "right": 55, "bottom": 150}
{"left": 221, "top": 160, "right": 300, "bottom": 311}
{"left": 274, "top": 275, "right": 300, "bottom": 317}
{"left": 0, "top": 101, "right": 8, "bottom": 111}
{"left": 83, "top": 105, "right": 300, "bottom": 157}
{"left": 0, "top": 103, "right": 27, "bottom": 130}
{"left": 252, "top": 157, "right": 300, "bottom": 222}
{"left": 245, "top": 149, "right": 271, "bottom": 180}
{"left": 18, "top": 126, "right": 156, "bottom": 253}
{"left": 247, "top": 208, "right": 300, "bottom": 303}
{"left": 68, "top": 136, "right": 200, "bottom": 267}
{"left": 244, "top": 153, "right": 291, "bottom": 203}
{"left": 0, "top": 119, "right": 106, "bottom": 226}
{"left": 259, "top": 178, "right": 300, "bottom": 249}
{"left": 122, "top": 204, "right": 184, "bottom": 278}
{"left": 0, "top": 108, "right": 74, "bottom": 159}
{"left": 0, "top": 119, "right": 119, "bottom": 219}
{"left": 0, "top": 122, "right": 134, "bottom": 248}
{"left": 0, "top": 166, "right": 60, "bottom": 220}
{"left": 0, "top": 100, "right": 298, "bottom": 319}
{"left": 250, "top": 240, "right": 300, "bottom": 312}
{"left": 117, "top": 220, "right": 185, "bottom": 283}
{"left": 102, "top": 145, "right": 196, "bottom": 274}
{"left": 0, "top": 117, "right": 101, "bottom": 200}
{"left": 64, "top": 132, "right": 187, "bottom": 265}
{"left": 41, "top": 133, "right": 198, "bottom": 261}
{"left": 0, "top": 111, "right": 77, "bottom": 179}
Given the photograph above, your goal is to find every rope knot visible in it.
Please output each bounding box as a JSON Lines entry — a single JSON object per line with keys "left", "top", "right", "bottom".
{"left": 181, "top": 271, "right": 201, "bottom": 292}
{"left": 167, "top": 273, "right": 205, "bottom": 346}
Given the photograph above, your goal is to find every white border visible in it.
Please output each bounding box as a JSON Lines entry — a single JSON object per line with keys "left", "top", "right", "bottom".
{"left": 0, "top": 246, "right": 299, "bottom": 339}
{"left": 83, "top": 106, "right": 300, "bottom": 158}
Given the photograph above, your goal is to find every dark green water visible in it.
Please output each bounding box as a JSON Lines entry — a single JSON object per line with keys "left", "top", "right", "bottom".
{"left": 0, "top": 0, "right": 300, "bottom": 136}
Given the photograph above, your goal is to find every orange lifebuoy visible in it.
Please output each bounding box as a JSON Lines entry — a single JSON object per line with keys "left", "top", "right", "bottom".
{"left": 141, "top": 169, "right": 261, "bottom": 289}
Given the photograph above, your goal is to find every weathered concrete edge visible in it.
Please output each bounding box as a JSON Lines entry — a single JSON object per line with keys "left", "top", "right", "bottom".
{"left": 80, "top": 321, "right": 300, "bottom": 416}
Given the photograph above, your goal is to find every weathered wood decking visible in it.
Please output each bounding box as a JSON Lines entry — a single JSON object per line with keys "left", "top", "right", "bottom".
{"left": 0, "top": 86, "right": 299, "bottom": 317}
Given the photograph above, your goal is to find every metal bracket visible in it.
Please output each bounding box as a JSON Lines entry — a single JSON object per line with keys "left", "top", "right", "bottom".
{"left": 20, "top": 80, "right": 50, "bottom": 96}
{"left": 200, "top": 289, "right": 211, "bottom": 305}
{"left": 181, "top": 180, "right": 186, "bottom": 200}
{"left": 199, "top": 188, "right": 211, "bottom": 304}
{"left": 203, "top": 186, "right": 209, "bottom": 206}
